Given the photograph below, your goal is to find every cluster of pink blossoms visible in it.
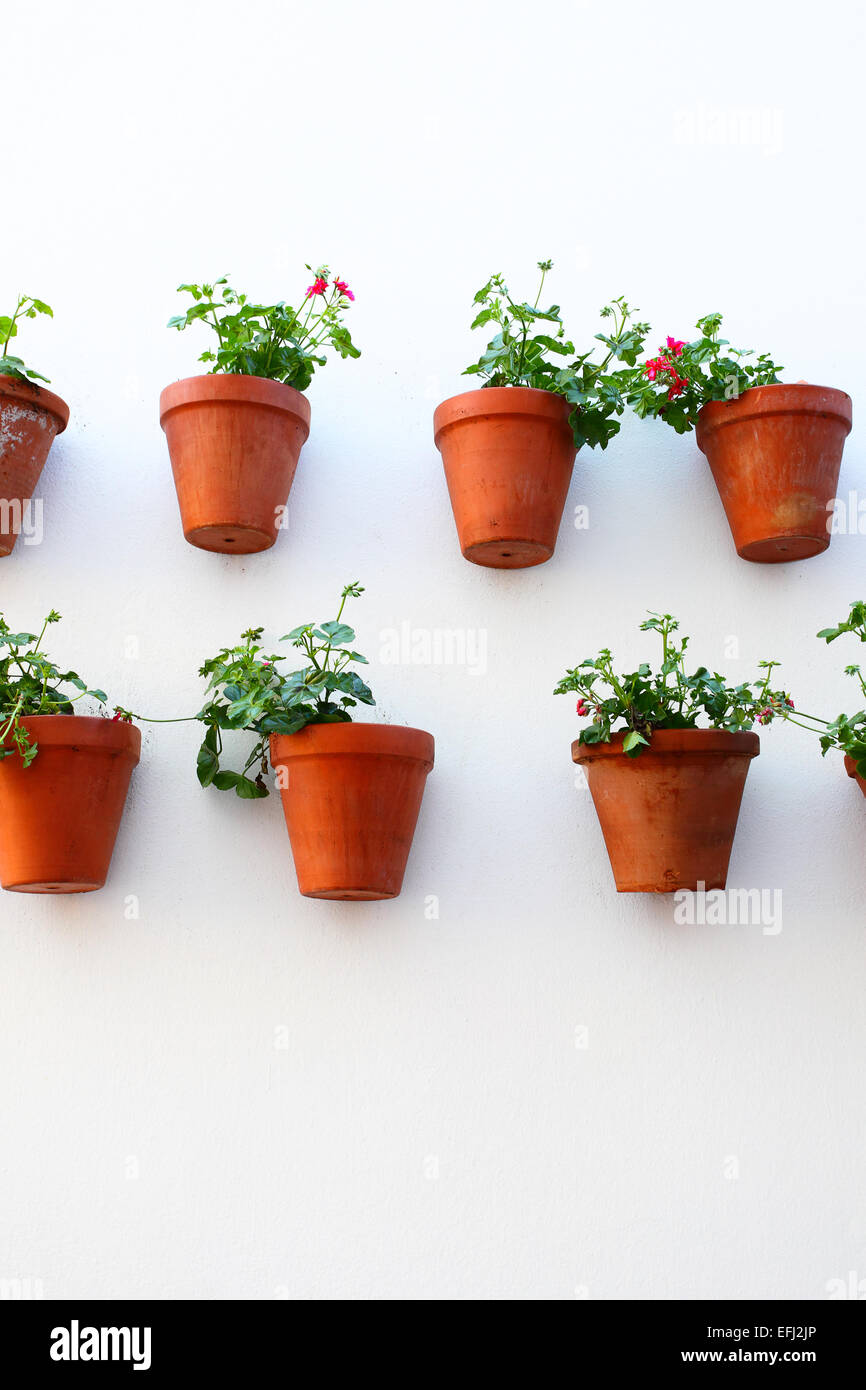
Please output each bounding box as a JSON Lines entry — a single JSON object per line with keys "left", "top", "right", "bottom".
{"left": 645, "top": 335, "right": 688, "bottom": 400}
{"left": 306, "top": 276, "right": 355, "bottom": 301}
{"left": 757, "top": 696, "right": 795, "bottom": 726}
{"left": 576, "top": 699, "right": 602, "bottom": 718}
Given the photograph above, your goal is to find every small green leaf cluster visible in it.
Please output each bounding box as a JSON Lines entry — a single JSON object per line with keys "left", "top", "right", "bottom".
{"left": 784, "top": 602, "right": 866, "bottom": 775}
{"left": 626, "top": 312, "right": 783, "bottom": 434}
{"left": 463, "top": 261, "right": 649, "bottom": 450}
{"left": 554, "top": 613, "right": 790, "bottom": 756}
{"left": 168, "top": 270, "right": 359, "bottom": 391}
{"left": 0, "top": 296, "right": 54, "bottom": 384}
{"left": 195, "top": 583, "right": 374, "bottom": 799}
{"left": 0, "top": 612, "right": 110, "bottom": 767}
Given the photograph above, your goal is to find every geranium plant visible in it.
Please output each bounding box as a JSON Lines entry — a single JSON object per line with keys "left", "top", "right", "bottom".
{"left": 625, "top": 313, "right": 782, "bottom": 433}
{"left": 0, "top": 295, "right": 54, "bottom": 383}
{"left": 554, "top": 612, "right": 791, "bottom": 755}
{"left": 771, "top": 602, "right": 866, "bottom": 776}
{"left": 168, "top": 269, "right": 359, "bottom": 391}
{"left": 195, "top": 583, "right": 374, "bottom": 798}
{"left": 463, "top": 260, "right": 649, "bottom": 448}
{"left": 0, "top": 610, "right": 124, "bottom": 767}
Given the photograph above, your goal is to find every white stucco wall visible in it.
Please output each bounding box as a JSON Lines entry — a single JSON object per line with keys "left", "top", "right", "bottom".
{"left": 1, "top": 0, "right": 863, "bottom": 1300}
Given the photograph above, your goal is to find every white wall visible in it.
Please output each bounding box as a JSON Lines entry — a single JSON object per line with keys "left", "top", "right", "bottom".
{"left": 1, "top": 0, "right": 864, "bottom": 1301}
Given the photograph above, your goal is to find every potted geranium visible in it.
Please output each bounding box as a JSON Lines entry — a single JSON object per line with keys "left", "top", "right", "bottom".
{"left": 433, "top": 261, "right": 648, "bottom": 568}
{"left": 554, "top": 613, "right": 791, "bottom": 892}
{"left": 773, "top": 601, "right": 866, "bottom": 795}
{"left": 0, "top": 611, "right": 140, "bottom": 893}
{"left": 193, "top": 584, "right": 434, "bottom": 899}
{"left": 626, "top": 314, "right": 852, "bottom": 562}
{"left": 0, "top": 296, "right": 68, "bottom": 557}
{"left": 160, "top": 269, "right": 359, "bottom": 554}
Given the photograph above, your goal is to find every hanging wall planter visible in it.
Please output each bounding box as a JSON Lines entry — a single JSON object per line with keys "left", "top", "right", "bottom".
{"left": 555, "top": 613, "right": 791, "bottom": 895}
{"left": 160, "top": 374, "right": 310, "bottom": 553}
{"left": 626, "top": 317, "right": 852, "bottom": 563}
{"left": 0, "top": 716, "right": 140, "bottom": 893}
{"left": 0, "top": 376, "right": 69, "bottom": 555}
{"left": 270, "top": 723, "right": 434, "bottom": 899}
{"left": 696, "top": 384, "right": 853, "bottom": 562}
{"left": 0, "top": 295, "right": 67, "bottom": 556}
{"left": 192, "top": 584, "right": 433, "bottom": 901}
{"left": 434, "top": 386, "right": 576, "bottom": 567}
{"left": 0, "top": 613, "right": 139, "bottom": 893}
{"left": 161, "top": 270, "right": 359, "bottom": 555}
{"left": 573, "top": 729, "right": 759, "bottom": 893}
{"left": 435, "top": 263, "right": 646, "bottom": 569}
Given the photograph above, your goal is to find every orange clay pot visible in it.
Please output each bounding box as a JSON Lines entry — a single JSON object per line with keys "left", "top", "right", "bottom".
{"left": 0, "top": 716, "right": 141, "bottom": 893}
{"left": 572, "top": 729, "right": 759, "bottom": 893}
{"left": 160, "top": 374, "right": 311, "bottom": 554}
{"left": 433, "top": 387, "right": 577, "bottom": 568}
{"left": 270, "top": 723, "right": 434, "bottom": 900}
{"left": 0, "top": 375, "right": 69, "bottom": 557}
{"left": 696, "top": 383, "right": 852, "bottom": 563}
{"left": 844, "top": 754, "right": 866, "bottom": 797}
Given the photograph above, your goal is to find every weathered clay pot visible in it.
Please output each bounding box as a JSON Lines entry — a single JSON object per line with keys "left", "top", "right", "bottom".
{"left": 270, "top": 723, "right": 434, "bottom": 899}
{"left": 0, "top": 716, "right": 141, "bottom": 892}
{"left": 696, "top": 383, "right": 852, "bottom": 562}
{"left": 844, "top": 753, "right": 866, "bottom": 797}
{"left": 160, "top": 374, "right": 311, "bottom": 554}
{"left": 572, "top": 729, "right": 759, "bottom": 892}
{"left": 0, "top": 375, "right": 69, "bottom": 556}
{"left": 434, "top": 386, "right": 577, "bottom": 568}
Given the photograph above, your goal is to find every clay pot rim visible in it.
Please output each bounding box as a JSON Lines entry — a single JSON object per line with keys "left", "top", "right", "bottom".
{"left": 572, "top": 727, "right": 760, "bottom": 764}
{"left": 0, "top": 373, "right": 69, "bottom": 433}
{"left": 433, "top": 385, "right": 573, "bottom": 446}
{"left": 696, "top": 382, "right": 852, "bottom": 444}
{"left": 1, "top": 714, "right": 141, "bottom": 760}
{"left": 270, "top": 722, "right": 434, "bottom": 770}
{"left": 844, "top": 753, "right": 862, "bottom": 780}
{"left": 159, "top": 373, "right": 312, "bottom": 430}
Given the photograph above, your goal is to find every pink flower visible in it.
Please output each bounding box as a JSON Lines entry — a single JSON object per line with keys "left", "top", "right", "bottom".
{"left": 666, "top": 336, "right": 686, "bottom": 357}
{"left": 786, "top": 697, "right": 795, "bottom": 709}
{"left": 306, "top": 277, "right": 328, "bottom": 298}
{"left": 334, "top": 278, "right": 354, "bottom": 301}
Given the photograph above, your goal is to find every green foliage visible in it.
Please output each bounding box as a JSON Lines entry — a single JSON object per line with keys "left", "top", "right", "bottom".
{"left": 168, "top": 269, "right": 359, "bottom": 391}
{"left": 554, "top": 613, "right": 790, "bottom": 756}
{"left": 626, "top": 313, "right": 782, "bottom": 433}
{"left": 463, "top": 261, "right": 649, "bottom": 450}
{"left": 195, "top": 583, "right": 374, "bottom": 799}
{"left": 0, "top": 295, "right": 54, "bottom": 384}
{"left": 0, "top": 611, "right": 112, "bottom": 767}
{"left": 781, "top": 602, "right": 866, "bottom": 776}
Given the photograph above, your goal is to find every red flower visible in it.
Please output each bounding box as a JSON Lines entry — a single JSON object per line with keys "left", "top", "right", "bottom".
{"left": 576, "top": 698, "right": 589, "bottom": 717}
{"left": 333, "top": 278, "right": 354, "bottom": 301}
{"left": 667, "top": 375, "right": 687, "bottom": 400}
{"left": 306, "top": 277, "right": 328, "bottom": 298}
{"left": 666, "top": 336, "right": 686, "bottom": 357}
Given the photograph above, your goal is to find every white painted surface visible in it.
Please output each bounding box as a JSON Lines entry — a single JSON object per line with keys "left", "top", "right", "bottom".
{"left": 1, "top": 0, "right": 864, "bottom": 1300}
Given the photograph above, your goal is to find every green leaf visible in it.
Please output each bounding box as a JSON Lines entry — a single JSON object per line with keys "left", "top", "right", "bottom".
{"left": 197, "top": 743, "right": 219, "bottom": 787}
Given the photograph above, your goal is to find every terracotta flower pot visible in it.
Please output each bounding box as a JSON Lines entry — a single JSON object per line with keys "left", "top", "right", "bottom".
{"left": 433, "top": 386, "right": 577, "bottom": 568}
{"left": 844, "top": 754, "right": 866, "bottom": 797}
{"left": 572, "top": 729, "right": 760, "bottom": 893}
{"left": 270, "top": 723, "right": 434, "bottom": 900}
{"left": 0, "top": 716, "right": 141, "bottom": 893}
{"left": 159, "top": 374, "right": 311, "bottom": 554}
{"left": 0, "top": 374, "right": 69, "bottom": 557}
{"left": 695, "top": 383, "right": 852, "bottom": 563}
